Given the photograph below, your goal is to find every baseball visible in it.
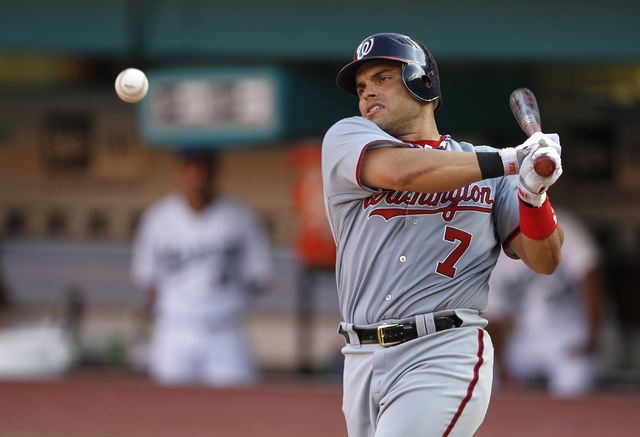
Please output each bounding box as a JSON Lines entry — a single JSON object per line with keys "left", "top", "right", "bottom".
{"left": 115, "top": 68, "right": 149, "bottom": 103}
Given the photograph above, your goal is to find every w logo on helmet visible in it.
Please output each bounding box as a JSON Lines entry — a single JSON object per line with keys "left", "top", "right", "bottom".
{"left": 356, "top": 37, "right": 374, "bottom": 60}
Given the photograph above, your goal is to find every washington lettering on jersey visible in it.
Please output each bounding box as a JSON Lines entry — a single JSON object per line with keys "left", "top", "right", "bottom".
{"left": 363, "top": 183, "right": 494, "bottom": 221}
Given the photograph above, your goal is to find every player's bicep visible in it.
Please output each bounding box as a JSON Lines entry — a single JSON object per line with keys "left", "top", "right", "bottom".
{"left": 507, "top": 229, "right": 564, "bottom": 274}
{"left": 360, "top": 147, "right": 392, "bottom": 190}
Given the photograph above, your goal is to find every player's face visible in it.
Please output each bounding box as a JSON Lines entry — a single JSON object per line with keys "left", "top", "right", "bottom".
{"left": 176, "top": 160, "right": 214, "bottom": 208}
{"left": 355, "top": 60, "right": 426, "bottom": 138}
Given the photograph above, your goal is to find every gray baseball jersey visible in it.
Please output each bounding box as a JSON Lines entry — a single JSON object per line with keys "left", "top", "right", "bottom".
{"left": 322, "top": 116, "right": 520, "bottom": 325}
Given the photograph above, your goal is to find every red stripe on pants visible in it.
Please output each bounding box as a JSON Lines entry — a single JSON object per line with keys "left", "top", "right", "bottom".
{"left": 442, "top": 328, "right": 485, "bottom": 437}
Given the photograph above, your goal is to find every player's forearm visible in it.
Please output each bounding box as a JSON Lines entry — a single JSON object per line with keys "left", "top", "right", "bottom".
{"left": 511, "top": 226, "right": 564, "bottom": 274}
{"left": 361, "top": 147, "right": 484, "bottom": 193}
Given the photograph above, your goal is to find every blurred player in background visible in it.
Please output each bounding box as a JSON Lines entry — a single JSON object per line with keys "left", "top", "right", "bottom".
{"left": 486, "top": 208, "right": 604, "bottom": 397}
{"left": 130, "top": 149, "right": 273, "bottom": 386}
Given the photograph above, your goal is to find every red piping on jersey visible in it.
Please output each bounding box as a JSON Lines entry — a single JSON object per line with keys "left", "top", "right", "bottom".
{"left": 502, "top": 226, "right": 521, "bottom": 252}
{"left": 410, "top": 140, "right": 442, "bottom": 147}
{"left": 355, "top": 143, "right": 371, "bottom": 191}
{"left": 408, "top": 136, "right": 449, "bottom": 148}
{"left": 441, "top": 329, "right": 485, "bottom": 437}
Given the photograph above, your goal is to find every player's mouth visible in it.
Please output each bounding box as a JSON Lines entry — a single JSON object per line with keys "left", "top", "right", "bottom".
{"left": 365, "top": 104, "right": 384, "bottom": 117}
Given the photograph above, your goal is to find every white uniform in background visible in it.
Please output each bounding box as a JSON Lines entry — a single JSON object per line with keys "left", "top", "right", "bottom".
{"left": 487, "top": 209, "right": 600, "bottom": 397}
{"left": 131, "top": 192, "right": 273, "bottom": 386}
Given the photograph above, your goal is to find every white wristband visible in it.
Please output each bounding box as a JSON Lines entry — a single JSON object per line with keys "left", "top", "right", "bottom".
{"left": 499, "top": 148, "right": 519, "bottom": 175}
{"left": 518, "top": 181, "right": 547, "bottom": 207}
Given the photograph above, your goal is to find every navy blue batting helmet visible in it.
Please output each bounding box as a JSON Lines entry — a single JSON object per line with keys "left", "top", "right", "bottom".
{"left": 336, "top": 33, "right": 441, "bottom": 111}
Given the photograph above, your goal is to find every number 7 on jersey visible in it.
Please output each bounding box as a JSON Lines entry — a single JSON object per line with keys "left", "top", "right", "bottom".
{"left": 436, "top": 227, "right": 472, "bottom": 278}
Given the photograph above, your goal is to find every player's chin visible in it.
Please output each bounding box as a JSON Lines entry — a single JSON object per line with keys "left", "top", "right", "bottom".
{"left": 364, "top": 108, "right": 384, "bottom": 120}
{"left": 368, "top": 116, "right": 390, "bottom": 131}
{"left": 364, "top": 112, "right": 384, "bottom": 125}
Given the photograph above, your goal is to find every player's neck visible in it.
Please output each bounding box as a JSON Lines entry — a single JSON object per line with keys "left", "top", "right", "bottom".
{"left": 186, "top": 192, "right": 215, "bottom": 212}
{"left": 394, "top": 105, "right": 440, "bottom": 142}
{"left": 397, "top": 121, "right": 440, "bottom": 143}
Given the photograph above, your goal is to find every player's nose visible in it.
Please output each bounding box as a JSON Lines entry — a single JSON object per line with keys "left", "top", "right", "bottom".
{"left": 359, "top": 85, "right": 378, "bottom": 100}
{"left": 365, "top": 84, "right": 379, "bottom": 96}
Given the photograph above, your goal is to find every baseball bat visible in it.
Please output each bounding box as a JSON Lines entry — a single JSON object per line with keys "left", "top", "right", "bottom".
{"left": 509, "top": 88, "right": 556, "bottom": 177}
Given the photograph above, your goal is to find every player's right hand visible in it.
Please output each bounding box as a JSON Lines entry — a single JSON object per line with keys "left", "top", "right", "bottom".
{"left": 518, "top": 136, "right": 563, "bottom": 207}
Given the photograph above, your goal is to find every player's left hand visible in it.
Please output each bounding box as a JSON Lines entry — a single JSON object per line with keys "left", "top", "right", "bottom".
{"left": 500, "top": 132, "right": 560, "bottom": 176}
{"left": 518, "top": 138, "right": 563, "bottom": 207}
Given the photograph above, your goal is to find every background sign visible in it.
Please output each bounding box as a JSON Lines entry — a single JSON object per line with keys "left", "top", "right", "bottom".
{"left": 138, "top": 67, "right": 285, "bottom": 147}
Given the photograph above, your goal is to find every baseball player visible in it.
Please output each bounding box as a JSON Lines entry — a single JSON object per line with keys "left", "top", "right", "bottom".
{"left": 130, "top": 149, "right": 273, "bottom": 386}
{"left": 321, "top": 33, "right": 564, "bottom": 436}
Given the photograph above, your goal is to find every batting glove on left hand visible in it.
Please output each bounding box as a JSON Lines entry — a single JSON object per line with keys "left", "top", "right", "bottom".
{"left": 518, "top": 136, "right": 563, "bottom": 207}
{"left": 499, "top": 132, "right": 558, "bottom": 176}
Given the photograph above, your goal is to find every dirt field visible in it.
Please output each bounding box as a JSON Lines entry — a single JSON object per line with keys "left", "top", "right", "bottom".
{"left": 0, "top": 371, "right": 639, "bottom": 437}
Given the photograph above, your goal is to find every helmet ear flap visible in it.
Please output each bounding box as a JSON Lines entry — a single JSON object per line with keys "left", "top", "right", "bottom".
{"left": 402, "top": 63, "right": 428, "bottom": 99}
{"left": 402, "top": 63, "right": 441, "bottom": 109}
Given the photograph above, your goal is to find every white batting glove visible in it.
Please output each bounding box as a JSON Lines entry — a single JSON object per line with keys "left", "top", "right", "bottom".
{"left": 499, "top": 132, "right": 560, "bottom": 176}
{"left": 518, "top": 137, "right": 563, "bottom": 207}
{"left": 498, "top": 143, "right": 531, "bottom": 176}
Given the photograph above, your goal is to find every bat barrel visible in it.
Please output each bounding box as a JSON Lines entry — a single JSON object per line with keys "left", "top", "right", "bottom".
{"left": 509, "top": 88, "right": 541, "bottom": 136}
{"left": 509, "top": 88, "right": 556, "bottom": 177}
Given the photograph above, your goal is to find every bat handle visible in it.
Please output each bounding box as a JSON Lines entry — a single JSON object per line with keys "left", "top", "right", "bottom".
{"left": 524, "top": 123, "right": 541, "bottom": 138}
{"left": 522, "top": 122, "right": 555, "bottom": 177}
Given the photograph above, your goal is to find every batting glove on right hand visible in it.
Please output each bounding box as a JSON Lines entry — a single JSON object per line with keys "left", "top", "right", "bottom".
{"left": 518, "top": 135, "right": 563, "bottom": 207}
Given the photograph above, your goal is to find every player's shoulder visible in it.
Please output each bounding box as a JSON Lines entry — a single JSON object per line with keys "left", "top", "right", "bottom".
{"left": 328, "top": 115, "right": 369, "bottom": 128}
{"left": 211, "top": 195, "right": 258, "bottom": 218}
{"left": 325, "top": 116, "right": 386, "bottom": 138}
{"left": 323, "top": 116, "right": 403, "bottom": 154}
{"left": 141, "top": 192, "right": 183, "bottom": 221}
{"left": 213, "top": 194, "right": 247, "bottom": 210}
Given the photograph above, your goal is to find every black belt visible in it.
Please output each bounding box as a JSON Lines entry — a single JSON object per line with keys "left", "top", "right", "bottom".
{"left": 341, "top": 315, "right": 462, "bottom": 347}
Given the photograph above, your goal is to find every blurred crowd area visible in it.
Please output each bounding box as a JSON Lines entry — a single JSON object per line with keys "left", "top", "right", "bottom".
{"left": 0, "top": 93, "right": 347, "bottom": 381}
{"left": 0, "top": 103, "right": 638, "bottom": 392}
{"left": 0, "top": 0, "right": 639, "bottom": 396}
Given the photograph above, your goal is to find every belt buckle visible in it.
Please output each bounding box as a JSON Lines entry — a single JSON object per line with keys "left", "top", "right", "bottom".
{"left": 377, "top": 324, "right": 403, "bottom": 347}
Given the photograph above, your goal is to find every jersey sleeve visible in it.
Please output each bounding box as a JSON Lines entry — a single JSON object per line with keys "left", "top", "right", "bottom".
{"left": 237, "top": 206, "right": 274, "bottom": 292}
{"left": 475, "top": 146, "right": 521, "bottom": 259}
{"left": 321, "top": 117, "right": 408, "bottom": 212}
{"left": 130, "top": 211, "right": 158, "bottom": 292}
